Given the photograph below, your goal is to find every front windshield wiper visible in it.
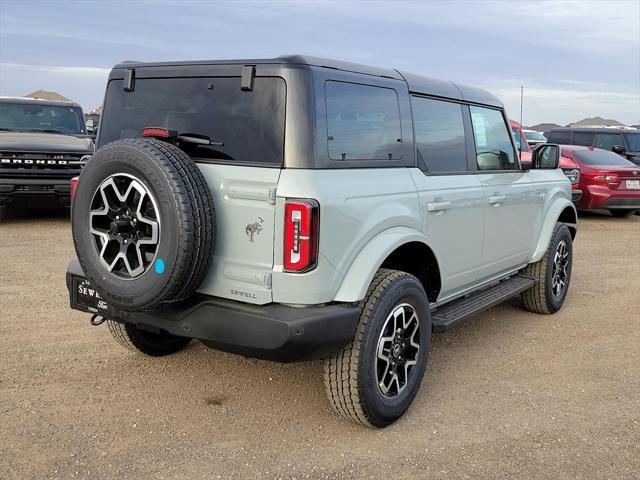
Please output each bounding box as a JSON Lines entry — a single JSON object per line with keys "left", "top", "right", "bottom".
{"left": 0, "top": 127, "right": 14, "bottom": 131}
{"left": 30, "top": 128, "right": 68, "bottom": 134}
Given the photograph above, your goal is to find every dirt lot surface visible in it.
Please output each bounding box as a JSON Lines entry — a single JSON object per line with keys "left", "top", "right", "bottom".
{"left": 1, "top": 210, "right": 639, "bottom": 479}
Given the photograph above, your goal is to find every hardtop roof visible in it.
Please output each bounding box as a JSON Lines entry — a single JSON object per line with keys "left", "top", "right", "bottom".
{"left": 112, "top": 55, "right": 502, "bottom": 108}
{"left": 551, "top": 126, "right": 638, "bottom": 132}
{"left": 0, "top": 96, "right": 82, "bottom": 109}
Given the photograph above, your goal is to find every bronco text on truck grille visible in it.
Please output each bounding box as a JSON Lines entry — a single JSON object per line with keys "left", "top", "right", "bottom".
{"left": 0, "top": 97, "right": 93, "bottom": 214}
{"left": 66, "top": 56, "right": 577, "bottom": 427}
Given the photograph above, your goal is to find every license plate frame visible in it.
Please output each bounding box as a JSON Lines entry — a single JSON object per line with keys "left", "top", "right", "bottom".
{"left": 626, "top": 179, "right": 640, "bottom": 190}
{"left": 71, "top": 275, "right": 112, "bottom": 315}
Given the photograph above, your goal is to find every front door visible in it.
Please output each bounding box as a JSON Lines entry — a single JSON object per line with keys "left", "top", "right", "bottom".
{"left": 469, "top": 106, "right": 539, "bottom": 279}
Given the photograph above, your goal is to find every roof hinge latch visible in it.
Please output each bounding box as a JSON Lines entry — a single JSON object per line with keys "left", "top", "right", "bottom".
{"left": 241, "top": 65, "right": 255, "bottom": 91}
{"left": 124, "top": 68, "right": 136, "bottom": 92}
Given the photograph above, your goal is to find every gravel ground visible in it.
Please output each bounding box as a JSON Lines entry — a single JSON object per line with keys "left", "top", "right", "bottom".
{"left": 0, "top": 210, "right": 639, "bottom": 480}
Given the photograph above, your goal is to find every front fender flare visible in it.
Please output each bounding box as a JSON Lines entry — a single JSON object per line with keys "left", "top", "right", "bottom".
{"left": 334, "top": 227, "right": 436, "bottom": 302}
{"left": 530, "top": 198, "right": 577, "bottom": 263}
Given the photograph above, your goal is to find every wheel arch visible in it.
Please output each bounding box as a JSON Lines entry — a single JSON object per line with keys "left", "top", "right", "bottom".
{"left": 334, "top": 227, "right": 442, "bottom": 303}
{"left": 530, "top": 199, "right": 577, "bottom": 263}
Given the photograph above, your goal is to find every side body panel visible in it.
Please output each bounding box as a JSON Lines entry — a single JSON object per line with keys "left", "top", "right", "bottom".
{"left": 409, "top": 170, "right": 485, "bottom": 296}
{"left": 272, "top": 168, "right": 421, "bottom": 305}
{"left": 475, "top": 172, "right": 541, "bottom": 279}
{"left": 528, "top": 170, "right": 577, "bottom": 262}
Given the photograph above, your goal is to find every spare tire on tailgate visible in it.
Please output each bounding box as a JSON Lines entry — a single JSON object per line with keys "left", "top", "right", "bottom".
{"left": 72, "top": 138, "right": 216, "bottom": 311}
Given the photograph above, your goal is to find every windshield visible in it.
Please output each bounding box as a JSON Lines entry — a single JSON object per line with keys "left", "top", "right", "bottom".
{"left": 624, "top": 132, "right": 640, "bottom": 152}
{"left": 573, "top": 148, "right": 636, "bottom": 166}
{"left": 99, "top": 76, "right": 286, "bottom": 165}
{"left": 524, "top": 130, "right": 546, "bottom": 141}
{"left": 0, "top": 102, "right": 85, "bottom": 134}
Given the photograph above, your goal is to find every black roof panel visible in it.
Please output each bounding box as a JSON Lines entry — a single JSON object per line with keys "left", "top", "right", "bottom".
{"left": 113, "top": 55, "right": 501, "bottom": 107}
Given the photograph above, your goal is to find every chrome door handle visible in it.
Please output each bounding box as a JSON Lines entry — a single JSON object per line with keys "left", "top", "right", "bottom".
{"left": 488, "top": 194, "right": 507, "bottom": 205}
{"left": 426, "top": 201, "right": 451, "bottom": 213}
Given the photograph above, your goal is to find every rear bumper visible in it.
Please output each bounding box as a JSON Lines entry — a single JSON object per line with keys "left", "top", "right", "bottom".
{"left": 577, "top": 184, "right": 640, "bottom": 210}
{"left": 66, "top": 259, "right": 360, "bottom": 362}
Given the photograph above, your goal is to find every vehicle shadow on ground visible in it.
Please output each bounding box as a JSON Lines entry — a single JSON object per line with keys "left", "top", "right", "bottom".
{"left": 0, "top": 206, "right": 69, "bottom": 224}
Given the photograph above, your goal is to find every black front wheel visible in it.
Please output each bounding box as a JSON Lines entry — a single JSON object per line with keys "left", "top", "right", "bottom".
{"left": 522, "top": 223, "right": 573, "bottom": 314}
{"left": 324, "top": 269, "right": 431, "bottom": 428}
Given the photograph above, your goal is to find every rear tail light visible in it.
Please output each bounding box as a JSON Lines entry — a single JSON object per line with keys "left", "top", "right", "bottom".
{"left": 70, "top": 176, "right": 79, "bottom": 202}
{"left": 585, "top": 172, "right": 618, "bottom": 183}
{"left": 142, "top": 127, "right": 172, "bottom": 138}
{"left": 284, "top": 199, "right": 319, "bottom": 272}
{"left": 562, "top": 168, "right": 580, "bottom": 184}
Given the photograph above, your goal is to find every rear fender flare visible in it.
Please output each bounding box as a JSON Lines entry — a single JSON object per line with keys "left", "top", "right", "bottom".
{"left": 334, "top": 227, "right": 437, "bottom": 302}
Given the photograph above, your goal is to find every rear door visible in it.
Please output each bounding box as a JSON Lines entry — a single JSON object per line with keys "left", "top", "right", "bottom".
{"left": 469, "top": 106, "right": 540, "bottom": 279}
{"left": 99, "top": 73, "right": 286, "bottom": 304}
{"left": 409, "top": 96, "right": 485, "bottom": 297}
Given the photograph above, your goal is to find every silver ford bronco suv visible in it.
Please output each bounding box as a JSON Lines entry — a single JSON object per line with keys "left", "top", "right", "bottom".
{"left": 67, "top": 56, "right": 577, "bottom": 427}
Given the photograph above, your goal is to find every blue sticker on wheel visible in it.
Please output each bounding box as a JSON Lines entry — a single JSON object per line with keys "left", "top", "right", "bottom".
{"left": 155, "top": 258, "right": 165, "bottom": 274}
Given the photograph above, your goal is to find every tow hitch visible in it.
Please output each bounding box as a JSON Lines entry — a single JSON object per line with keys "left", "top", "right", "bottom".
{"left": 89, "top": 314, "right": 107, "bottom": 326}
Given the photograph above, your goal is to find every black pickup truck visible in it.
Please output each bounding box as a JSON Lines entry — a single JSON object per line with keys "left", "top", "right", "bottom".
{"left": 0, "top": 97, "right": 94, "bottom": 215}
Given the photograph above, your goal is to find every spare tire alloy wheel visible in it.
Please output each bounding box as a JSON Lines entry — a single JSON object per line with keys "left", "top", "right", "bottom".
{"left": 73, "top": 138, "right": 215, "bottom": 312}
{"left": 90, "top": 173, "right": 160, "bottom": 279}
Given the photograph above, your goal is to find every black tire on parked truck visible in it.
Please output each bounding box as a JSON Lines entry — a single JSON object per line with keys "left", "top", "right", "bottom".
{"left": 72, "top": 139, "right": 215, "bottom": 311}
{"left": 107, "top": 319, "right": 191, "bottom": 356}
{"left": 521, "top": 223, "right": 573, "bottom": 314}
{"left": 324, "top": 269, "right": 431, "bottom": 428}
{"left": 609, "top": 209, "right": 636, "bottom": 218}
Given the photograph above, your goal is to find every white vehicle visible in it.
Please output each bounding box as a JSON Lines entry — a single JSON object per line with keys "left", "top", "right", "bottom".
{"left": 523, "top": 129, "right": 548, "bottom": 148}
{"left": 67, "top": 56, "right": 577, "bottom": 427}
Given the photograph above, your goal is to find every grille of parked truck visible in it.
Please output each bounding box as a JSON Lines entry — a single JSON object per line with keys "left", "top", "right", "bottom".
{"left": 0, "top": 97, "right": 93, "bottom": 214}
{"left": 66, "top": 56, "right": 577, "bottom": 427}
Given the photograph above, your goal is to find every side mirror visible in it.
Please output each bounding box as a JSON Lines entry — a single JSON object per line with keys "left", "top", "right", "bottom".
{"left": 532, "top": 143, "right": 560, "bottom": 169}
{"left": 612, "top": 145, "right": 626, "bottom": 155}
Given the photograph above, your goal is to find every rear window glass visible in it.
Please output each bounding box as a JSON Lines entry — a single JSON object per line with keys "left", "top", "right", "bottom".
{"left": 99, "top": 77, "right": 286, "bottom": 165}
{"left": 412, "top": 96, "right": 467, "bottom": 172}
{"left": 573, "top": 149, "right": 635, "bottom": 166}
{"left": 325, "top": 81, "right": 402, "bottom": 161}
{"left": 548, "top": 131, "right": 571, "bottom": 144}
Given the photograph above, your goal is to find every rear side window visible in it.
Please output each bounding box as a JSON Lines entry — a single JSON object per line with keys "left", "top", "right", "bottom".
{"left": 325, "top": 81, "right": 402, "bottom": 161}
{"left": 573, "top": 149, "right": 635, "bottom": 166}
{"left": 548, "top": 131, "right": 572, "bottom": 144}
{"left": 572, "top": 132, "right": 595, "bottom": 146}
{"left": 470, "top": 106, "right": 517, "bottom": 170}
{"left": 411, "top": 97, "right": 467, "bottom": 172}
{"left": 596, "top": 133, "right": 624, "bottom": 150}
{"left": 99, "top": 77, "right": 286, "bottom": 165}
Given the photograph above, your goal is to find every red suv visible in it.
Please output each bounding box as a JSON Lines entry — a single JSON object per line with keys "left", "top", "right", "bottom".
{"left": 561, "top": 146, "right": 640, "bottom": 217}
{"left": 511, "top": 120, "right": 581, "bottom": 201}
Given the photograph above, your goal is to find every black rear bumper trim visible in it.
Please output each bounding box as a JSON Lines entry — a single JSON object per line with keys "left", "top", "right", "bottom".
{"left": 66, "top": 259, "right": 360, "bottom": 362}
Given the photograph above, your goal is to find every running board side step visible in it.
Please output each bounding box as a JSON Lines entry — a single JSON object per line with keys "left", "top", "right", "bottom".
{"left": 431, "top": 276, "right": 536, "bottom": 333}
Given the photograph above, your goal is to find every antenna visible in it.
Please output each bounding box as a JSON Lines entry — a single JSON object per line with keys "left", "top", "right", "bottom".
{"left": 519, "top": 84, "right": 525, "bottom": 161}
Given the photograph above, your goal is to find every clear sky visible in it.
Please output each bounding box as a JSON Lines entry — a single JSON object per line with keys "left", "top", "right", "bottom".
{"left": 1, "top": 0, "right": 638, "bottom": 126}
